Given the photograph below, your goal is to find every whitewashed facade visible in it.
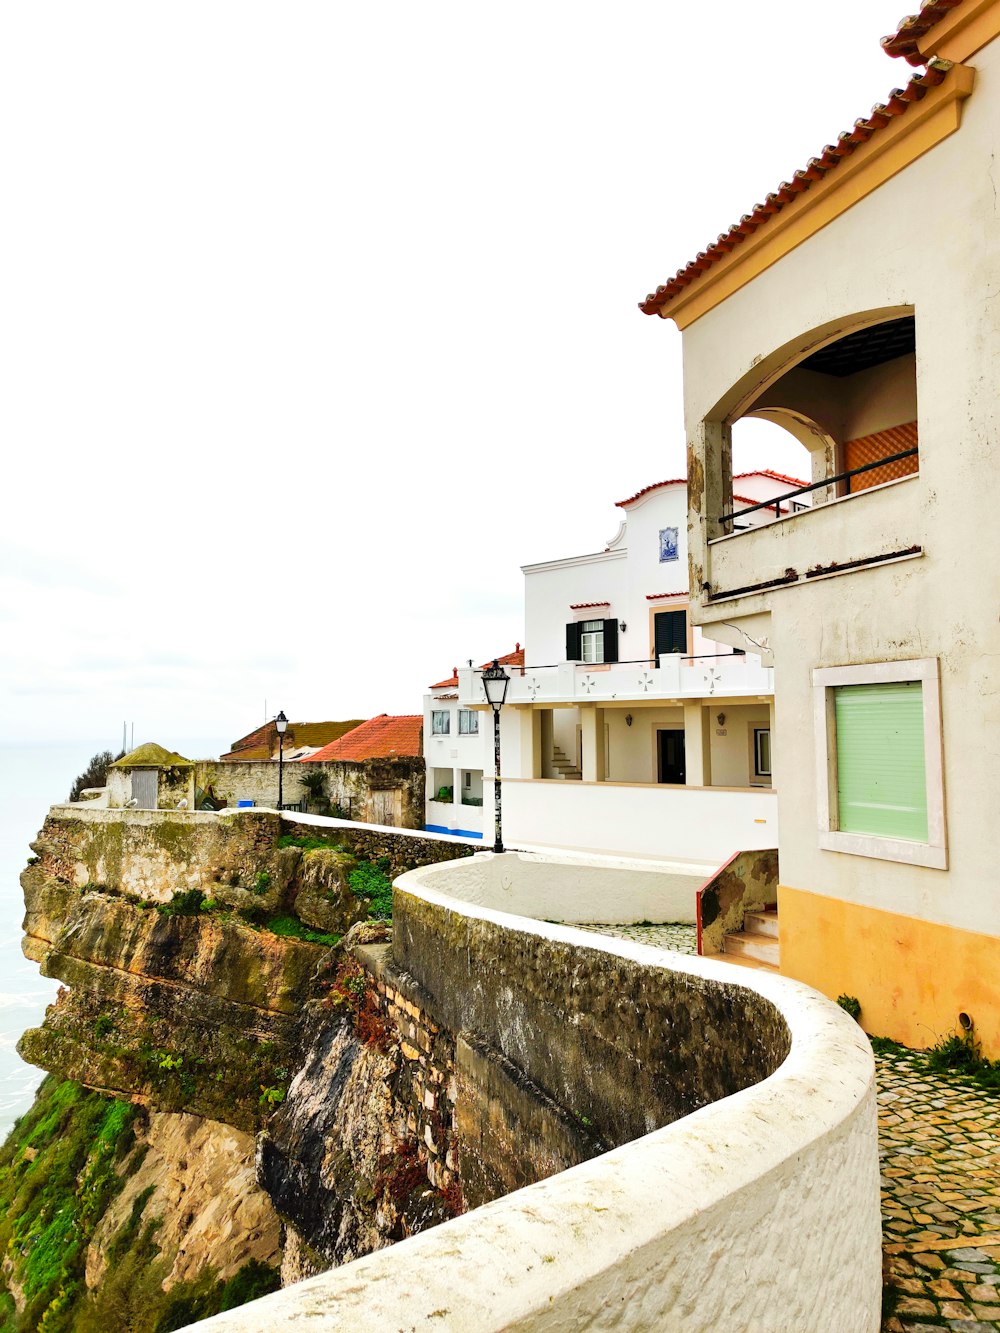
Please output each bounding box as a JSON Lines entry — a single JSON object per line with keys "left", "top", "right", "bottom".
{"left": 456, "top": 476, "right": 801, "bottom": 864}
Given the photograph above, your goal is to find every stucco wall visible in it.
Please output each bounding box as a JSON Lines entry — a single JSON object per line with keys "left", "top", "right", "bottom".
{"left": 496, "top": 777, "right": 777, "bottom": 865}
{"left": 522, "top": 485, "right": 738, "bottom": 668}
{"left": 190, "top": 857, "right": 881, "bottom": 1333}
{"left": 679, "top": 35, "right": 1000, "bottom": 949}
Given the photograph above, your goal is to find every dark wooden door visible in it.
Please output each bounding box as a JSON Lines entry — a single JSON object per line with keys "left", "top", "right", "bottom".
{"left": 657, "top": 730, "right": 686, "bottom": 784}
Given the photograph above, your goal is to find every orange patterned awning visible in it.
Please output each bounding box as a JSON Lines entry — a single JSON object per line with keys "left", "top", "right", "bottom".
{"left": 843, "top": 421, "right": 919, "bottom": 492}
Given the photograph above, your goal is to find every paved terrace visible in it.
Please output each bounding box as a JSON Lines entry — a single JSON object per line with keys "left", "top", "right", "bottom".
{"left": 582, "top": 924, "right": 1000, "bottom": 1333}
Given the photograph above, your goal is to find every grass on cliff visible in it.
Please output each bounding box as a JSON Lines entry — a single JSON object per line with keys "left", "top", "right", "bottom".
{"left": 0, "top": 1075, "right": 139, "bottom": 1332}
{"left": 276, "top": 833, "right": 347, "bottom": 852}
{"left": 0, "top": 1077, "right": 280, "bottom": 1333}
{"left": 265, "top": 914, "right": 341, "bottom": 947}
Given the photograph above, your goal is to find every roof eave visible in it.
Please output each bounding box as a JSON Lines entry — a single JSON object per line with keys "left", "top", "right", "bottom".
{"left": 639, "top": 62, "right": 971, "bottom": 329}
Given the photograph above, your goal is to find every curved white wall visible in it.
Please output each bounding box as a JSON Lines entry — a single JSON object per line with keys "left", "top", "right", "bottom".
{"left": 191, "top": 857, "right": 881, "bottom": 1333}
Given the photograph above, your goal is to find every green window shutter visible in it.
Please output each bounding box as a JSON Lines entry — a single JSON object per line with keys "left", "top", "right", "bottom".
{"left": 834, "top": 682, "right": 928, "bottom": 841}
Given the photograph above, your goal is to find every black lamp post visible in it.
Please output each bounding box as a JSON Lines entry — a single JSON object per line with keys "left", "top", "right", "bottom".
{"left": 275, "top": 711, "right": 288, "bottom": 810}
{"left": 481, "top": 660, "right": 510, "bottom": 853}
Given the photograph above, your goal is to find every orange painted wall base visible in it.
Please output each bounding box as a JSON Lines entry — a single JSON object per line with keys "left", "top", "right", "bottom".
{"left": 778, "top": 883, "right": 1000, "bottom": 1059}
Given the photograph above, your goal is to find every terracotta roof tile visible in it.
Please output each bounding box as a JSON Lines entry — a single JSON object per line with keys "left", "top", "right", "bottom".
{"left": 302, "top": 714, "right": 422, "bottom": 762}
{"left": 221, "top": 718, "right": 363, "bottom": 761}
{"left": 615, "top": 478, "right": 686, "bottom": 508}
{"left": 615, "top": 470, "right": 805, "bottom": 509}
{"left": 882, "top": 0, "right": 963, "bottom": 64}
{"left": 639, "top": 63, "right": 952, "bottom": 317}
{"left": 430, "top": 646, "right": 524, "bottom": 689}
{"left": 646, "top": 591, "right": 688, "bottom": 600}
{"left": 490, "top": 645, "right": 524, "bottom": 669}
{"left": 733, "top": 469, "right": 807, "bottom": 487}
{"left": 569, "top": 601, "right": 611, "bottom": 609}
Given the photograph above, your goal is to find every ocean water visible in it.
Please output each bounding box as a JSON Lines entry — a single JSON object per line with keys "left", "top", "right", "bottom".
{"left": 0, "top": 744, "right": 95, "bottom": 1139}
{"left": 0, "top": 739, "right": 225, "bottom": 1140}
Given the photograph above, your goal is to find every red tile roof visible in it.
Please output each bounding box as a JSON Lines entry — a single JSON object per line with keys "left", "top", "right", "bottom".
{"left": 616, "top": 470, "right": 805, "bottom": 509}
{"left": 646, "top": 591, "right": 688, "bottom": 600}
{"left": 221, "top": 718, "right": 365, "bottom": 761}
{"left": 734, "top": 469, "right": 808, "bottom": 488}
{"left": 302, "top": 714, "right": 422, "bottom": 762}
{"left": 429, "top": 645, "right": 524, "bottom": 689}
{"left": 639, "top": 62, "right": 952, "bottom": 317}
{"left": 882, "top": 1, "right": 963, "bottom": 64}
{"left": 491, "top": 645, "right": 525, "bottom": 669}
{"left": 615, "top": 478, "right": 686, "bottom": 508}
{"left": 569, "top": 601, "right": 610, "bottom": 609}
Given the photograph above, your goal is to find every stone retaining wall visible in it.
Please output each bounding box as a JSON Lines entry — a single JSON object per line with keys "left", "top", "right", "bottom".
{"left": 356, "top": 945, "right": 460, "bottom": 1197}
{"left": 192, "top": 853, "right": 882, "bottom": 1332}
{"left": 195, "top": 759, "right": 426, "bottom": 829}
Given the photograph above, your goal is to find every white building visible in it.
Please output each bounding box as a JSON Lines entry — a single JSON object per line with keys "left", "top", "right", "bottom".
{"left": 423, "top": 648, "right": 524, "bottom": 839}
{"left": 457, "top": 475, "right": 804, "bottom": 866}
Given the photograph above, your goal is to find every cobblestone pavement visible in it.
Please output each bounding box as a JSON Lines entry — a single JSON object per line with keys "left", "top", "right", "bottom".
{"left": 878, "top": 1045, "right": 1000, "bottom": 1332}
{"left": 575, "top": 923, "right": 1000, "bottom": 1331}
{"left": 570, "top": 921, "right": 698, "bottom": 953}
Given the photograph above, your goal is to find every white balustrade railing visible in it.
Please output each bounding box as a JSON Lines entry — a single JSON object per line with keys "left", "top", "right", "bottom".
{"left": 458, "top": 655, "right": 772, "bottom": 706}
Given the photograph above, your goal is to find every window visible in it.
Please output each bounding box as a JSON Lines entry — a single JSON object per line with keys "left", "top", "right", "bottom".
{"left": 580, "top": 620, "right": 604, "bottom": 663}
{"left": 653, "top": 609, "right": 687, "bottom": 658}
{"left": 566, "top": 618, "right": 619, "bottom": 664}
{"left": 754, "top": 727, "right": 771, "bottom": 779}
{"left": 463, "top": 771, "right": 471, "bottom": 788}
{"left": 458, "top": 709, "right": 478, "bottom": 735}
{"left": 812, "top": 658, "right": 945, "bottom": 869}
{"left": 431, "top": 710, "right": 450, "bottom": 735}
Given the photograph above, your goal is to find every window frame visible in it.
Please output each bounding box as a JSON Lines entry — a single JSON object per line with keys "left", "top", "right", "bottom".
{"left": 430, "top": 709, "right": 451, "bottom": 736}
{"left": 458, "top": 709, "right": 478, "bottom": 735}
{"left": 580, "top": 619, "right": 605, "bottom": 664}
{"left": 751, "top": 725, "right": 771, "bottom": 784}
{"left": 812, "top": 657, "right": 946, "bottom": 869}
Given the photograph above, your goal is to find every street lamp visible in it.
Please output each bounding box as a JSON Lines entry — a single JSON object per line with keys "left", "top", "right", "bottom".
{"left": 481, "top": 660, "right": 510, "bottom": 854}
{"left": 275, "top": 711, "right": 288, "bottom": 810}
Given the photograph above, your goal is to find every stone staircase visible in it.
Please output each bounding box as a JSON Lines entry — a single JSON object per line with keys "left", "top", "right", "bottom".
{"left": 550, "top": 744, "right": 582, "bottom": 780}
{"left": 722, "top": 907, "right": 779, "bottom": 969}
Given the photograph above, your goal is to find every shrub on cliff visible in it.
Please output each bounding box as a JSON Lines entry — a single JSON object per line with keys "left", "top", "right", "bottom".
{"left": 68, "top": 750, "right": 123, "bottom": 802}
{"left": 348, "top": 858, "right": 393, "bottom": 921}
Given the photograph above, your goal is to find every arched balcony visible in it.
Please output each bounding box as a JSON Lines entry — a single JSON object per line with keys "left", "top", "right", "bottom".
{"left": 692, "top": 309, "right": 922, "bottom": 604}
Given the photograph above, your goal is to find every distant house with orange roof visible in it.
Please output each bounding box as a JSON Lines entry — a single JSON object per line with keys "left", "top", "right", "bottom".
{"left": 303, "top": 714, "right": 422, "bottom": 764}
{"left": 220, "top": 718, "right": 364, "bottom": 762}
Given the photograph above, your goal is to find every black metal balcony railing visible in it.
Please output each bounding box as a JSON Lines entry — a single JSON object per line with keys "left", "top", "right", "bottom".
{"left": 719, "top": 447, "right": 919, "bottom": 533}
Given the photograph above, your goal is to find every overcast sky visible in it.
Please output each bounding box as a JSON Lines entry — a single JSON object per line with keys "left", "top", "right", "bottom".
{"left": 0, "top": 1, "right": 913, "bottom": 753}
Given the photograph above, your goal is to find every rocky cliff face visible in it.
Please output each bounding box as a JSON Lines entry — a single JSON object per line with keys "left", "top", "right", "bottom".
{"left": 7, "top": 807, "right": 470, "bottom": 1331}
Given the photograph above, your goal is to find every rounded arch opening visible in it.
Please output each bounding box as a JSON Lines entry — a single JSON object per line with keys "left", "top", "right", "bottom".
{"left": 707, "top": 309, "right": 920, "bottom": 537}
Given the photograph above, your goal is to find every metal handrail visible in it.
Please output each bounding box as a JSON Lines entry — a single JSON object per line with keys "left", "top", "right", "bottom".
{"left": 720, "top": 447, "right": 919, "bottom": 528}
